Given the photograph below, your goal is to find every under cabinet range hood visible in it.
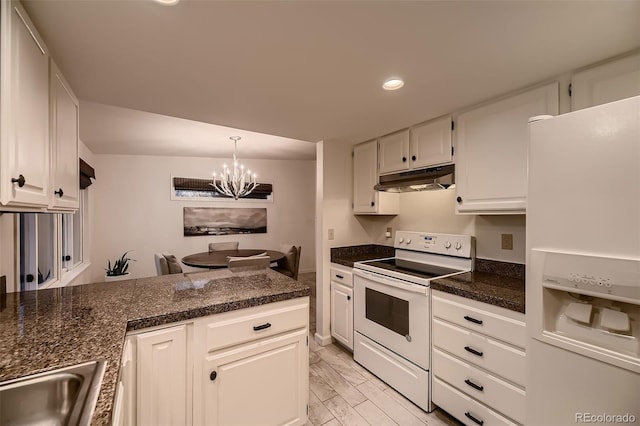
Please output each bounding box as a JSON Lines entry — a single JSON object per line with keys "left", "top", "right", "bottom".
{"left": 375, "top": 164, "right": 455, "bottom": 192}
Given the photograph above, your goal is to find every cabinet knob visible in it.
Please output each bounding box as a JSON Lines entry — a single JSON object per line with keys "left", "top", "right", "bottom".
{"left": 54, "top": 188, "right": 64, "bottom": 197}
{"left": 456, "top": 196, "right": 462, "bottom": 204}
{"left": 347, "top": 295, "right": 351, "bottom": 301}
{"left": 11, "top": 174, "right": 26, "bottom": 188}
{"left": 402, "top": 156, "right": 407, "bottom": 162}
{"left": 411, "top": 155, "right": 416, "bottom": 161}
{"left": 63, "top": 255, "right": 71, "bottom": 261}
{"left": 26, "top": 274, "right": 34, "bottom": 283}
{"left": 371, "top": 201, "right": 375, "bottom": 207}
{"left": 210, "top": 371, "right": 217, "bottom": 381}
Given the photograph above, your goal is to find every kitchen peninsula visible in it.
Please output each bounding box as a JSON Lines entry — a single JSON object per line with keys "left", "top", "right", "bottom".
{"left": 0, "top": 269, "right": 310, "bottom": 425}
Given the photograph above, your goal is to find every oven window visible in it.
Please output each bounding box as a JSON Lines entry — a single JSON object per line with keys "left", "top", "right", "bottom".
{"left": 365, "top": 288, "right": 409, "bottom": 336}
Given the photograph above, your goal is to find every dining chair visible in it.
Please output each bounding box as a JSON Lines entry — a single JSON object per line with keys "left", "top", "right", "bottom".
{"left": 208, "top": 241, "right": 240, "bottom": 252}
{"left": 154, "top": 253, "right": 183, "bottom": 275}
{"left": 227, "top": 255, "right": 270, "bottom": 272}
{"left": 272, "top": 245, "right": 301, "bottom": 280}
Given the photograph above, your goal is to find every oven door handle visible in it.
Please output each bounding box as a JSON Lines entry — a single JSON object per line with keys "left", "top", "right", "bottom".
{"left": 354, "top": 269, "right": 429, "bottom": 295}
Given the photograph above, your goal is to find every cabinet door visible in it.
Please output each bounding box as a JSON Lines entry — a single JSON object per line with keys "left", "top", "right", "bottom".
{"left": 49, "top": 61, "right": 79, "bottom": 210}
{"left": 571, "top": 53, "right": 640, "bottom": 111}
{"left": 353, "top": 140, "right": 399, "bottom": 215}
{"left": 410, "top": 116, "right": 452, "bottom": 169}
{"left": 136, "top": 325, "right": 189, "bottom": 426}
{"left": 378, "top": 129, "right": 410, "bottom": 174}
{"left": 455, "top": 82, "right": 558, "bottom": 214}
{"left": 0, "top": 1, "right": 50, "bottom": 207}
{"left": 330, "top": 281, "right": 353, "bottom": 350}
{"left": 202, "top": 329, "right": 308, "bottom": 426}
{"left": 114, "top": 337, "right": 135, "bottom": 426}
{"left": 353, "top": 140, "right": 377, "bottom": 213}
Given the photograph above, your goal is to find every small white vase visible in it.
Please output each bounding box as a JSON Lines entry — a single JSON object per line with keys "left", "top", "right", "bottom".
{"left": 104, "top": 273, "right": 132, "bottom": 282}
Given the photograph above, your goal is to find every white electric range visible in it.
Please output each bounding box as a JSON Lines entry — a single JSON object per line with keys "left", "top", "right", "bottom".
{"left": 353, "top": 231, "right": 475, "bottom": 412}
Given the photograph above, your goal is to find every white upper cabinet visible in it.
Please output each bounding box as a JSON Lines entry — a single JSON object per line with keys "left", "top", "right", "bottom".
{"left": 353, "top": 140, "right": 399, "bottom": 215}
{"left": 49, "top": 61, "right": 79, "bottom": 210}
{"left": 0, "top": 0, "right": 50, "bottom": 208}
{"left": 455, "top": 82, "right": 558, "bottom": 214}
{"left": 378, "top": 129, "right": 410, "bottom": 175}
{"left": 410, "top": 116, "right": 453, "bottom": 170}
{"left": 378, "top": 116, "right": 453, "bottom": 175}
{"left": 571, "top": 52, "right": 640, "bottom": 111}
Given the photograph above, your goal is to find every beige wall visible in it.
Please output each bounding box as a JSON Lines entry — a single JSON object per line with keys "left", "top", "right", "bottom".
{"left": 370, "top": 189, "right": 526, "bottom": 263}
{"left": 89, "top": 154, "right": 316, "bottom": 282}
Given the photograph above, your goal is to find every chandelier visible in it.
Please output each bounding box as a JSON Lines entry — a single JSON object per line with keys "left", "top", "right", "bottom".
{"left": 211, "top": 136, "right": 259, "bottom": 200}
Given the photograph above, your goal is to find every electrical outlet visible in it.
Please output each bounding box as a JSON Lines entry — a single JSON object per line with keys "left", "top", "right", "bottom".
{"left": 386, "top": 227, "right": 392, "bottom": 238}
{"left": 328, "top": 228, "right": 335, "bottom": 240}
{"left": 501, "top": 233, "right": 513, "bottom": 250}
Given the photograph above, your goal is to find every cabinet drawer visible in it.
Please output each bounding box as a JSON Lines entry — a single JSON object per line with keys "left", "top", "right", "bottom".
{"left": 433, "top": 348, "right": 525, "bottom": 424}
{"left": 433, "top": 292, "right": 525, "bottom": 349}
{"left": 433, "top": 378, "right": 519, "bottom": 426}
{"left": 201, "top": 298, "right": 309, "bottom": 353}
{"left": 433, "top": 318, "right": 526, "bottom": 387}
{"left": 330, "top": 265, "right": 353, "bottom": 287}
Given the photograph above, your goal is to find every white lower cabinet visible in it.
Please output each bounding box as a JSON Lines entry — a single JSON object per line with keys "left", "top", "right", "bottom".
{"left": 119, "top": 324, "right": 191, "bottom": 426}
{"left": 115, "top": 297, "right": 309, "bottom": 426}
{"left": 432, "top": 291, "right": 526, "bottom": 425}
{"left": 330, "top": 264, "right": 354, "bottom": 350}
{"left": 201, "top": 329, "right": 308, "bottom": 426}
{"left": 136, "top": 324, "right": 189, "bottom": 426}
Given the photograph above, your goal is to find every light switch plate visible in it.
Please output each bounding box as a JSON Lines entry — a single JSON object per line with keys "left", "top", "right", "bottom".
{"left": 501, "top": 233, "right": 513, "bottom": 250}
{"left": 328, "top": 229, "right": 335, "bottom": 240}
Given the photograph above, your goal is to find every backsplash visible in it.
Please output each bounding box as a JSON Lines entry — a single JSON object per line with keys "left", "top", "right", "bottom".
{"left": 475, "top": 258, "right": 525, "bottom": 280}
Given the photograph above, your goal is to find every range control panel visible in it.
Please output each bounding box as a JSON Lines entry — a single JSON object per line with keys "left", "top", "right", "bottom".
{"left": 394, "top": 231, "right": 473, "bottom": 258}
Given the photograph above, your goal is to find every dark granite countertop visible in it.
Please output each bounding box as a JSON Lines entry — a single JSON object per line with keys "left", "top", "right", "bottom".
{"left": 330, "top": 244, "right": 394, "bottom": 267}
{"left": 431, "top": 271, "right": 525, "bottom": 314}
{"left": 0, "top": 269, "right": 310, "bottom": 425}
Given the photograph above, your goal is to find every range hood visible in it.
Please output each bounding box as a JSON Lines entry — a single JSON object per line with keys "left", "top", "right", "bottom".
{"left": 374, "top": 164, "right": 455, "bottom": 192}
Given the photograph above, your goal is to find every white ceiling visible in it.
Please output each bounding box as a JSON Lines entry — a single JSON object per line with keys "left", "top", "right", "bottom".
{"left": 23, "top": 0, "right": 640, "bottom": 160}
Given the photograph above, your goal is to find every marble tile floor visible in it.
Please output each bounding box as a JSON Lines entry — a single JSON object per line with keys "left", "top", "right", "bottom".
{"left": 297, "top": 272, "right": 461, "bottom": 426}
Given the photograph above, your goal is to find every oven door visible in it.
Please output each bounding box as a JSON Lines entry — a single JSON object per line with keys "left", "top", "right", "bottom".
{"left": 353, "top": 268, "right": 430, "bottom": 369}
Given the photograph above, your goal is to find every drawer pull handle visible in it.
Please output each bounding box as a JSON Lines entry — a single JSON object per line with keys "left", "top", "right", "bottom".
{"left": 464, "top": 315, "right": 483, "bottom": 325}
{"left": 464, "top": 379, "right": 484, "bottom": 392}
{"left": 253, "top": 322, "right": 272, "bottom": 331}
{"left": 465, "top": 412, "right": 484, "bottom": 426}
{"left": 336, "top": 274, "right": 344, "bottom": 279}
{"left": 464, "top": 346, "right": 483, "bottom": 357}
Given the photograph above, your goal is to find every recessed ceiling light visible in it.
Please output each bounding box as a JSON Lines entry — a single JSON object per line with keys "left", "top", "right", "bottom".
{"left": 382, "top": 78, "right": 404, "bottom": 91}
{"left": 154, "top": 0, "right": 180, "bottom": 5}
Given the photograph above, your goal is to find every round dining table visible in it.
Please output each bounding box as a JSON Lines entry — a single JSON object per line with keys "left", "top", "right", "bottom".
{"left": 181, "top": 249, "right": 285, "bottom": 269}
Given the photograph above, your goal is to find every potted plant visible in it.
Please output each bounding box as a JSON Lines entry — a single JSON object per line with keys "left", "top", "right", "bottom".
{"left": 105, "top": 251, "right": 135, "bottom": 281}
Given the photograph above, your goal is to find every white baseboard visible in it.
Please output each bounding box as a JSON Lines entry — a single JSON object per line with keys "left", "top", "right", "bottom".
{"left": 314, "top": 332, "right": 333, "bottom": 346}
{"left": 299, "top": 267, "right": 316, "bottom": 274}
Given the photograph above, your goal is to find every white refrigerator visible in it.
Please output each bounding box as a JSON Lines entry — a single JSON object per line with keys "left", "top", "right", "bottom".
{"left": 527, "top": 96, "right": 640, "bottom": 425}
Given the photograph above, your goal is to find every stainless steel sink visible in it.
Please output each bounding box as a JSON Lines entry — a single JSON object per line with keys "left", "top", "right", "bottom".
{"left": 0, "top": 359, "right": 106, "bottom": 426}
